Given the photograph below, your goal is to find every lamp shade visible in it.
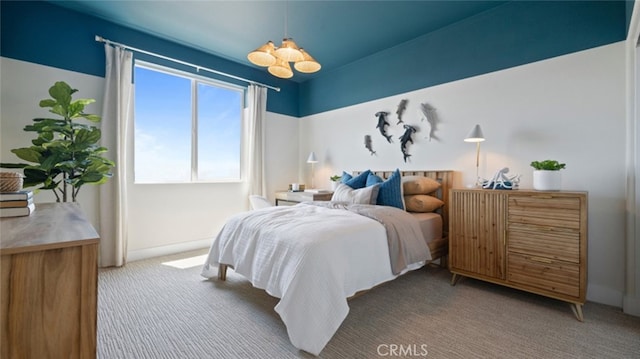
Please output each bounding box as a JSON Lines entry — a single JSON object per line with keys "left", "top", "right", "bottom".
{"left": 268, "top": 57, "right": 293, "bottom": 79}
{"left": 464, "top": 124, "right": 485, "bottom": 142}
{"left": 294, "top": 49, "right": 321, "bottom": 73}
{"left": 275, "top": 38, "right": 304, "bottom": 62}
{"left": 306, "top": 152, "right": 318, "bottom": 163}
{"left": 247, "top": 41, "right": 277, "bottom": 67}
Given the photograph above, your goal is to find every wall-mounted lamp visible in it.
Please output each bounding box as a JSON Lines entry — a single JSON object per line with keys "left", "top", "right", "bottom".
{"left": 307, "top": 152, "right": 318, "bottom": 189}
{"left": 464, "top": 124, "right": 485, "bottom": 187}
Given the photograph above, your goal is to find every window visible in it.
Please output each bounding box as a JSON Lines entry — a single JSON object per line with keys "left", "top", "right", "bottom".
{"left": 134, "top": 62, "right": 243, "bottom": 183}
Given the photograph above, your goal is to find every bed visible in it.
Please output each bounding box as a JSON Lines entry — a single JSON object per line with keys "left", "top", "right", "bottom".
{"left": 201, "top": 170, "right": 453, "bottom": 355}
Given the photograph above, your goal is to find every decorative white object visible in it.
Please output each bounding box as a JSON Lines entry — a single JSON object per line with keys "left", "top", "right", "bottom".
{"left": 480, "top": 167, "right": 520, "bottom": 190}
{"left": 533, "top": 170, "right": 562, "bottom": 191}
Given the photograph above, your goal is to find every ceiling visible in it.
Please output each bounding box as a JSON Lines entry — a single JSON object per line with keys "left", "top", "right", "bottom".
{"left": 49, "top": 0, "right": 507, "bottom": 83}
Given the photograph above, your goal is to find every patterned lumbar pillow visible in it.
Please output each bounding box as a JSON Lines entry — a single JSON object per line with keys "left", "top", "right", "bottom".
{"left": 370, "top": 169, "right": 404, "bottom": 210}
{"left": 331, "top": 183, "right": 380, "bottom": 204}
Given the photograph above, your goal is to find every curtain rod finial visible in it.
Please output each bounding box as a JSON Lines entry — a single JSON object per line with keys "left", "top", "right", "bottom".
{"left": 95, "top": 35, "right": 103, "bottom": 42}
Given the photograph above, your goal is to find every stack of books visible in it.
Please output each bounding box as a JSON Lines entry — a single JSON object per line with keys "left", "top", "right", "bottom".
{"left": 0, "top": 190, "right": 35, "bottom": 218}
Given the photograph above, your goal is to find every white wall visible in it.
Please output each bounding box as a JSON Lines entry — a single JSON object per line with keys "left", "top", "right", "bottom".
{"left": 264, "top": 112, "right": 300, "bottom": 199}
{"left": 1, "top": 57, "right": 300, "bottom": 261}
{"left": 300, "top": 42, "right": 627, "bottom": 307}
{"left": 623, "top": 1, "right": 640, "bottom": 317}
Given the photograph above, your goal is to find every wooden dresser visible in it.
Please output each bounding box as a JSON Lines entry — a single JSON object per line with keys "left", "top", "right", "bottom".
{"left": 449, "top": 188, "right": 587, "bottom": 320}
{"left": 1, "top": 203, "right": 99, "bottom": 358}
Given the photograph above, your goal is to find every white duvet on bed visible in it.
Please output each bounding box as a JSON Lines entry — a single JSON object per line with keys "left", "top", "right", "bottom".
{"left": 201, "top": 202, "right": 428, "bottom": 355}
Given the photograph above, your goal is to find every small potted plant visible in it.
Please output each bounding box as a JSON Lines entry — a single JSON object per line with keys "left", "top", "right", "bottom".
{"left": 530, "top": 160, "right": 565, "bottom": 191}
{"left": 329, "top": 175, "right": 342, "bottom": 191}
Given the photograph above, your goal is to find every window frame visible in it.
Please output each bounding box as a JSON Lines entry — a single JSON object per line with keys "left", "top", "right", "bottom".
{"left": 133, "top": 60, "right": 245, "bottom": 184}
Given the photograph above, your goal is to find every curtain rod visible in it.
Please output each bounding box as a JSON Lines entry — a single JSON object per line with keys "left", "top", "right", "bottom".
{"left": 94, "top": 35, "right": 281, "bottom": 92}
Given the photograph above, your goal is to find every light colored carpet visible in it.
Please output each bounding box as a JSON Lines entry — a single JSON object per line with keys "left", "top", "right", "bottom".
{"left": 98, "top": 249, "right": 640, "bottom": 358}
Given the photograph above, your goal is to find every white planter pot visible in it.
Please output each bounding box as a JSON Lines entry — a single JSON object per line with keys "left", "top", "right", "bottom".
{"left": 331, "top": 181, "right": 339, "bottom": 191}
{"left": 533, "top": 170, "right": 562, "bottom": 191}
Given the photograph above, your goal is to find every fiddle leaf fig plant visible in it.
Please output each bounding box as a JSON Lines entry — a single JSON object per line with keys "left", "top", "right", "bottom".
{"left": 530, "top": 160, "right": 566, "bottom": 171}
{"left": 0, "top": 81, "right": 114, "bottom": 202}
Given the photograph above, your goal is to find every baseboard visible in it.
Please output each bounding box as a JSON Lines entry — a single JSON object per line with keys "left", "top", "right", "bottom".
{"left": 623, "top": 295, "right": 640, "bottom": 317}
{"left": 587, "top": 283, "right": 624, "bottom": 307}
{"left": 127, "top": 238, "right": 213, "bottom": 263}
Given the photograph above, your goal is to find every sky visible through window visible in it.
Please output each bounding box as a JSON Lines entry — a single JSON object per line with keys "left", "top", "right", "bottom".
{"left": 134, "top": 64, "right": 242, "bottom": 183}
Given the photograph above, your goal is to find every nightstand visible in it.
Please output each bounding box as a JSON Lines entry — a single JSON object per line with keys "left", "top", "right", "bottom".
{"left": 274, "top": 191, "right": 333, "bottom": 205}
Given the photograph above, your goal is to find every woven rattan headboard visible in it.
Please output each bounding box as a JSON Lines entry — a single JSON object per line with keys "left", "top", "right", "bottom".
{"left": 352, "top": 170, "right": 453, "bottom": 232}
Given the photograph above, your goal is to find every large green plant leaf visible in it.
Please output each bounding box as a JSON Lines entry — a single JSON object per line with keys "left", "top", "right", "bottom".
{"left": 74, "top": 128, "right": 101, "bottom": 147}
{"left": 39, "top": 99, "right": 57, "bottom": 108}
{"left": 67, "top": 99, "right": 95, "bottom": 119}
{"left": 48, "top": 81, "right": 73, "bottom": 108}
{"left": 12, "top": 148, "right": 42, "bottom": 163}
{"left": 0, "top": 163, "right": 28, "bottom": 169}
{"left": 81, "top": 114, "right": 101, "bottom": 122}
{"left": 49, "top": 104, "right": 68, "bottom": 118}
{"left": 22, "top": 167, "right": 54, "bottom": 187}
{"left": 32, "top": 131, "right": 54, "bottom": 146}
{"left": 40, "top": 152, "right": 67, "bottom": 171}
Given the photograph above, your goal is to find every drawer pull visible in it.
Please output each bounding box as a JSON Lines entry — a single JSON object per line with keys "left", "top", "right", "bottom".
{"left": 529, "top": 256, "right": 553, "bottom": 264}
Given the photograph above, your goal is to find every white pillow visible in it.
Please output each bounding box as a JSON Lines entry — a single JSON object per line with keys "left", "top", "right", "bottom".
{"left": 331, "top": 183, "right": 380, "bottom": 204}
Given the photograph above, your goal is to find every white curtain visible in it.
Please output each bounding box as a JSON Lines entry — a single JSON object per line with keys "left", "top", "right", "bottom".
{"left": 99, "top": 44, "right": 133, "bottom": 267}
{"left": 246, "top": 85, "right": 268, "bottom": 196}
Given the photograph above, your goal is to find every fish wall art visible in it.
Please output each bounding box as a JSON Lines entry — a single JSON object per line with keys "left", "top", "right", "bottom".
{"left": 399, "top": 124, "right": 417, "bottom": 162}
{"left": 419, "top": 103, "right": 439, "bottom": 141}
{"left": 396, "top": 99, "right": 408, "bottom": 124}
{"left": 375, "top": 111, "right": 392, "bottom": 143}
{"left": 364, "top": 135, "right": 376, "bottom": 155}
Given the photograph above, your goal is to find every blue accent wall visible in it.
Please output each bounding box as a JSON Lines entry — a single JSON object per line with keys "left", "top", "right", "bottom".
{"left": 0, "top": 1, "right": 299, "bottom": 117}
{"left": 627, "top": 0, "right": 636, "bottom": 36}
{"left": 298, "top": 1, "right": 628, "bottom": 117}
{"left": 1, "top": 1, "right": 629, "bottom": 118}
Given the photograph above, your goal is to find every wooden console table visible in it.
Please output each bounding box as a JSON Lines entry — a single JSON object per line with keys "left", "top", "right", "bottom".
{"left": 1, "top": 203, "right": 99, "bottom": 358}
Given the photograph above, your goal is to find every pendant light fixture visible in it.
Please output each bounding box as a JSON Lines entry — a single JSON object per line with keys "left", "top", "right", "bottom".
{"left": 295, "top": 49, "right": 321, "bottom": 73}
{"left": 268, "top": 57, "right": 293, "bottom": 79}
{"left": 247, "top": 41, "right": 276, "bottom": 67}
{"left": 247, "top": 2, "right": 321, "bottom": 79}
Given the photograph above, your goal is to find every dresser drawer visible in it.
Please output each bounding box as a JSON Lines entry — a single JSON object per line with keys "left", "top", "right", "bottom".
{"left": 507, "top": 253, "right": 580, "bottom": 298}
{"left": 508, "top": 195, "right": 581, "bottom": 229}
{"left": 508, "top": 223, "right": 580, "bottom": 263}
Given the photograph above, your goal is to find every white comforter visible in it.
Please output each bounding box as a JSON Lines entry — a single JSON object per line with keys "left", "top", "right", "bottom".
{"left": 201, "top": 202, "right": 429, "bottom": 355}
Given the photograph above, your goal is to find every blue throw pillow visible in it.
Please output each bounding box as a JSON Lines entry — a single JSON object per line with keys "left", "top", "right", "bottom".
{"left": 375, "top": 169, "right": 405, "bottom": 210}
{"left": 342, "top": 170, "right": 371, "bottom": 189}
{"left": 366, "top": 173, "right": 383, "bottom": 187}
{"left": 340, "top": 171, "right": 352, "bottom": 183}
